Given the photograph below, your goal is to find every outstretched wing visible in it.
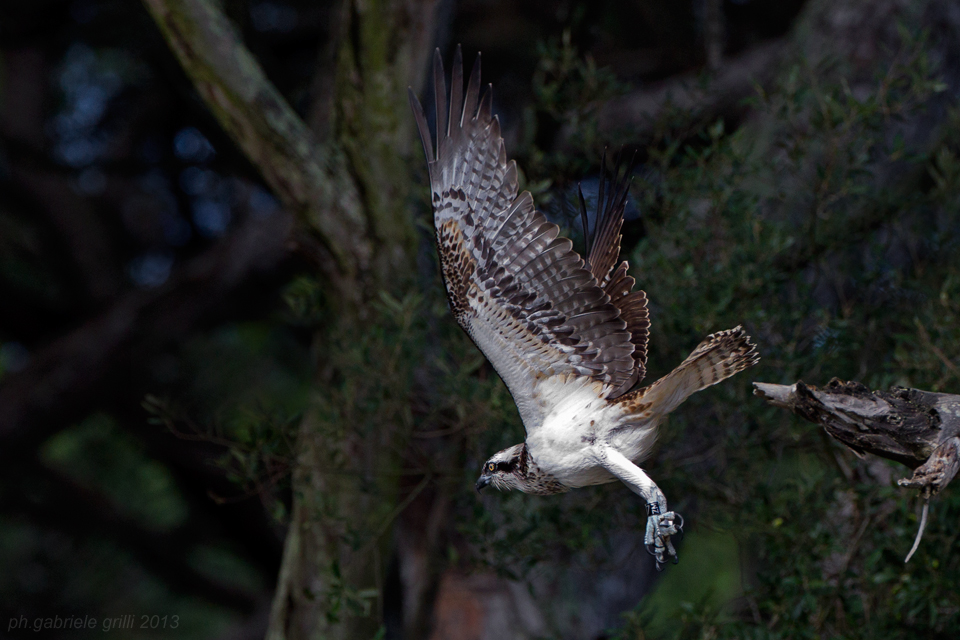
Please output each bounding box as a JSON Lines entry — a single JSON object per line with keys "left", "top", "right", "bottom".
{"left": 409, "top": 47, "right": 636, "bottom": 433}
{"left": 579, "top": 154, "right": 650, "bottom": 397}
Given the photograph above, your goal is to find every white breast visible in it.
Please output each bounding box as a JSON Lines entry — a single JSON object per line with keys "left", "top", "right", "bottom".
{"left": 524, "top": 374, "right": 662, "bottom": 488}
{"left": 524, "top": 376, "right": 617, "bottom": 487}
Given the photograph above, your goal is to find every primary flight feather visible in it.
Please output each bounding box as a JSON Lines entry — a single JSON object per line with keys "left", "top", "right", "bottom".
{"left": 409, "top": 47, "right": 759, "bottom": 568}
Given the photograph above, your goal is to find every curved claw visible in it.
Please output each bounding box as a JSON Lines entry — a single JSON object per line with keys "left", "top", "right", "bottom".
{"left": 644, "top": 511, "right": 681, "bottom": 569}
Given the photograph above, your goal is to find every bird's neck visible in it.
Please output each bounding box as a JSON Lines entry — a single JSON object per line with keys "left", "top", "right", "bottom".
{"left": 520, "top": 444, "right": 569, "bottom": 495}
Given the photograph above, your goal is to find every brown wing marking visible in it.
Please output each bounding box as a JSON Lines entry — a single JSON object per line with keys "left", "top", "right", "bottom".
{"left": 483, "top": 201, "right": 637, "bottom": 385}
{"left": 437, "top": 219, "right": 589, "bottom": 379}
{"left": 436, "top": 219, "right": 476, "bottom": 323}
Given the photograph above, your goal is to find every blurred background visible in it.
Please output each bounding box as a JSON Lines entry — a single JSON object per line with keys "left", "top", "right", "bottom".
{"left": 1, "top": 0, "right": 959, "bottom": 638}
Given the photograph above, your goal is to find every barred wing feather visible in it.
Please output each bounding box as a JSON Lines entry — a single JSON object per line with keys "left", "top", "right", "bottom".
{"left": 409, "top": 48, "right": 637, "bottom": 433}
{"left": 578, "top": 158, "right": 650, "bottom": 397}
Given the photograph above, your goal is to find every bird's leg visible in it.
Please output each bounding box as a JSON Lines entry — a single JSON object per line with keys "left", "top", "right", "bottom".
{"left": 643, "top": 485, "right": 681, "bottom": 570}
{"left": 596, "top": 445, "right": 682, "bottom": 569}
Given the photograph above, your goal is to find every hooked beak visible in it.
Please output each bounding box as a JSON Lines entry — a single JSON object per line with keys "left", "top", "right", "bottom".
{"left": 476, "top": 475, "right": 492, "bottom": 493}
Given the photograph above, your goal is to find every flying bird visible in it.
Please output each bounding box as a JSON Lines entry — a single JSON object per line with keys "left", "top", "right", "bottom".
{"left": 408, "top": 48, "right": 759, "bottom": 568}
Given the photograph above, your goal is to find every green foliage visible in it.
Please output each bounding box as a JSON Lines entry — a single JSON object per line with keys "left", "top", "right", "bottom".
{"left": 520, "top": 29, "right": 629, "bottom": 188}
{"left": 606, "top": 25, "right": 960, "bottom": 640}
{"left": 142, "top": 321, "right": 312, "bottom": 520}
{"left": 3, "top": 411, "right": 242, "bottom": 638}
{"left": 41, "top": 414, "right": 189, "bottom": 532}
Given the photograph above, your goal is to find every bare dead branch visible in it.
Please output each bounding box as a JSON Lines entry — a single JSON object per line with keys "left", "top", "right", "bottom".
{"left": 754, "top": 378, "right": 960, "bottom": 561}
{"left": 898, "top": 436, "right": 960, "bottom": 497}
{"left": 753, "top": 379, "right": 958, "bottom": 468}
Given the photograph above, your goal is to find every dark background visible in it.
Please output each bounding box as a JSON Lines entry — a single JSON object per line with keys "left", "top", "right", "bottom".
{"left": 2, "top": 0, "right": 959, "bottom": 638}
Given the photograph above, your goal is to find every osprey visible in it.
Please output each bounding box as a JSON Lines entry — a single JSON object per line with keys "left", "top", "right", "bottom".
{"left": 409, "top": 48, "right": 759, "bottom": 568}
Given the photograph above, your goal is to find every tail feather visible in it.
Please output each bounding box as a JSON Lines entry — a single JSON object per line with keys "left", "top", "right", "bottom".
{"left": 618, "top": 326, "right": 759, "bottom": 419}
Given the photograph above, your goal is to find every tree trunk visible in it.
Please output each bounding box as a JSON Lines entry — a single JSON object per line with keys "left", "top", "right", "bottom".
{"left": 141, "top": 0, "right": 440, "bottom": 637}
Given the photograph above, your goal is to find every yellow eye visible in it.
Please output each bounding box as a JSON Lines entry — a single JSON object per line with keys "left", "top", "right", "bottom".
{"left": 487, "top": 463, "right": 496, "bottom": 472}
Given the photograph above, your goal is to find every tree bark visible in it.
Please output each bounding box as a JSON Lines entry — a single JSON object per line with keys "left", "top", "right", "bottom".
{"left": 753, "top": 379, "right": 960, "bottom": 497}
{"left": 142, "top": 0, "right": 369, "bottom": 303}
{"left": 141, "top": 1, "right": 440, "bottom": 638}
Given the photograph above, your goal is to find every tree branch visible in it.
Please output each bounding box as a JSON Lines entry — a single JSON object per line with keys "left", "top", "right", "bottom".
{"left": 753, "top": 379, "right": 960, "bottom": 480}
{"left": 566, "top": 39, "right": 784, "bottom": 149}
{"left": 755, "top": 378, "right": 960, "bottom": 560}
{"left": 0, "top": 210, "right": 294, "bottom": 449}
{"left": 141, "top": 0, "right": 370, "bottom": 294}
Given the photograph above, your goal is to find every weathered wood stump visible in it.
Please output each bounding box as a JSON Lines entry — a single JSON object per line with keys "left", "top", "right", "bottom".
{"left": 753, "top": 378, "right": 960, "bottom": 561}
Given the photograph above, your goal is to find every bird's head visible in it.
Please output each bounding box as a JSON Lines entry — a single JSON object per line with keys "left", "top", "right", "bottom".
{"left": 476, "top": 443, "right": 527, "bottom": 493}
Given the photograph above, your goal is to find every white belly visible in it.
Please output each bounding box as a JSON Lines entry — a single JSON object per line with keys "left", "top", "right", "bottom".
{"left": 524, "top": 375, "right": 662, "bottom": 488}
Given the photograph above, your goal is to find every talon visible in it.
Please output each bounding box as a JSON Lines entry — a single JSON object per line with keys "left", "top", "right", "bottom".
{"left": 644, "top": 510, "right": 683, "bottom": 569}
{"left": 645, "top": 512, "right": 679, "bottom": 569}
